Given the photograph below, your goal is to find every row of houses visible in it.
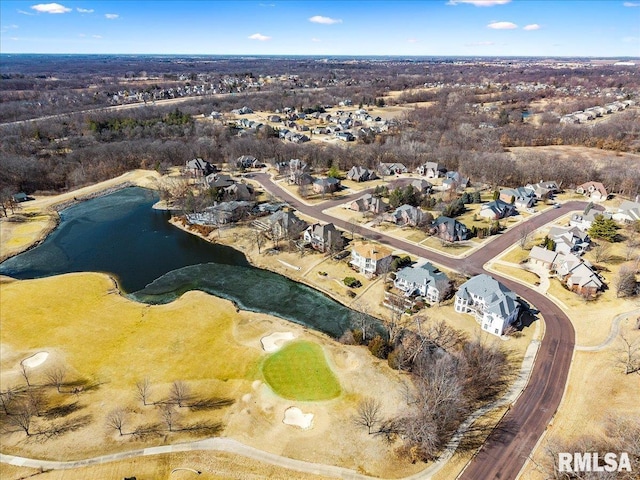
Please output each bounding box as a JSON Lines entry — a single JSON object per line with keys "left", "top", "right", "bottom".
{"left": 560, "top": 100, "right": 635, "bottom": 124}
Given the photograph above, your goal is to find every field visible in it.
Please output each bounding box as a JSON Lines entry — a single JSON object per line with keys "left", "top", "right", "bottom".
{"left": 0, "top": 273, "right": 419, "bottom": 479}
{"left": 262, "top": 341, "right": 341, "bottom": 401}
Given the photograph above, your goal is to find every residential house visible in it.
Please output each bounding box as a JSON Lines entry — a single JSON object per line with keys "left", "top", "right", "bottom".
{"left": 576, "top": 182, "right": 608, "bottom": 202}
{"left": 442, "top": 171, "right": 470, "bottom": 191}
{"left": 11, "top": 192, "right": 29, "bottom": 203}
{"left": 612, "top": 200, "right": 640, "bottom": 223}
{"left": 267, "top": 114, "right": 281, "bottom": 123}
{"left": 346, "top": 166, "right": 378, "bottom": 182}
{"left": 223, "top": 183, "right": 254, "bottom": 201}
{"left": 348, "top": 193, "right": 387, "bottom": 214}
{"left": 253, "top": 210, "right": 308, "bottom": 240}
{"left": 454, "top": 274, "right": 521, "bottom": 337}
{"left": 528, "top": 245, "right": 560, "bottom": 270}
{"left": 303, "top": 222, "right": 343, "bottom": 253}
{"left": 384, "top": 205, "right": 428, "bottom": 227}
{"left": 569, "top": 210, "right": 612, "bottom": 231}
{"left": 555, "top": 253, "right": 604, "bottom": 298}
{"left": 548, "top": 226, "right": 590, "bottom": 255}
{"left": 430, "top": 216, "right": 470, "bottom": 242}
{"left": 350, "top": 242, "right": 394, "bottom": 276}
{"left": 393, "top": 262, "right": 450, "bottom": 304}
{"left": 336, "top": 132, "right": 355, "bottom": 142}
{"left": 187, "top": 201, "right": 253, "bottom": 225}
{"left": 313, "top": 177, "right": 341, "bottom": 194}
{"left": 205, "top": 173, "right": 235, "bottom": 189}
{"left": 479, "top": 200, "right": 517, "bottom": 220}
{"left": 185, "top": 158, "right": 216, "bottom": 179}
{"left": 499, "top": 187, "right": 537, "bottom": 209}
{"left": 235, "top": 155, "right": 264, "bottom": 169}
{"left": 416, "top": 162, "right": 446, "bottom": 178}
{"left": 525, "top": 181, "right": 560, "bottom": 199}
{"left": 378, "top": 162, "right": 408, "bottom": 176}
{"left": 410, "top": 179, "right": 433, "bottom": 195}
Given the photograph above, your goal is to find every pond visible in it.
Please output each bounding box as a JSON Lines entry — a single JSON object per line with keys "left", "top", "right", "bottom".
{"left": 0, "top": 187, "right": 362, "bottom": 337}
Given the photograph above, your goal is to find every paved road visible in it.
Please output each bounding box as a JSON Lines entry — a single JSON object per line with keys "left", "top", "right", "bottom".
{"left": 253, "top": 173, "right": 588, "bottom": 480}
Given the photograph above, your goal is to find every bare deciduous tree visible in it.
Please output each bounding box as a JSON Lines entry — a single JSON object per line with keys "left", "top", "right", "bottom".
{"left": 169, "top": 381, "right": 191, "bottom": 408}
{"left": 0, "top": 387, "right": 18, "bottom": 415}
{"left": 135, "top": 377, "right": 152, "bottom": 406}
{"left": 106, "top": 408, "right": 127, "bottom": 436}
{"left": 614, "top": 266, "right": 638, "bottom": 298}
{"left": 615, "top": 330, "right": 640, "bottom": 375}
{"left": 45, "top": 366, "right": 67, "bottom": 393}
{"left": 353, "top": 397, "right": 383, "bottom": 434}
{"left": 19, "top": 362, "right": 32, "bottom": 387}
{"left": 517, "top": 224, "right": 533, "bottom": 249}
{"left": 161, "top": 404, "right": 180, "bottom": 432}
{"left": 593, "top": 242, "right": 612, "bottom": 263}
{"left": 9, "top": 401, "right": 35, "bottom": 436}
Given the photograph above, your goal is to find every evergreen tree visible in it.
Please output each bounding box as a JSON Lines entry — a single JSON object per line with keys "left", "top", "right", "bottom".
{"left": 588, "top": 215, "right": 618, "bottom": 242}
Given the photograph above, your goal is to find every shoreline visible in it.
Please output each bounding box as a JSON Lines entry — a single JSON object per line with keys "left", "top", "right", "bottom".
{"left": 166, "top": 216, "right": 378, "bottom": 322}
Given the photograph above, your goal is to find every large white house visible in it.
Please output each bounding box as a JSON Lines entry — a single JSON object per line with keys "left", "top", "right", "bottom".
{"left": 454, "top": 274, "right": 520, "bottom": 336}
{"left": 393, "top": 262, "right": 450, "bottom": 304}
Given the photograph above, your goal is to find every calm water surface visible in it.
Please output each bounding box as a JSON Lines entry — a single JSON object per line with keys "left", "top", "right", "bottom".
{"left": 0, "top": 187, "right": 355, "bottom": 337}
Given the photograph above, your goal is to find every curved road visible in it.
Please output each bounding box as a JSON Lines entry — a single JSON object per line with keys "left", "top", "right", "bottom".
{"left": 254, "top": 173, "right": 586, "bottom": 480}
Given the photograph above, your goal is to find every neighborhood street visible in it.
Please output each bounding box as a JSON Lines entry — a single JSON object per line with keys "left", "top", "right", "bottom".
{"left": 253, "top": 173, "right": 586, "bottom": 480}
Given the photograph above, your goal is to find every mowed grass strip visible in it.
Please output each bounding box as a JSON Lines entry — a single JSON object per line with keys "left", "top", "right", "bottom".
{"left": 261, "top": 340, "right": 341, "bottom": 401}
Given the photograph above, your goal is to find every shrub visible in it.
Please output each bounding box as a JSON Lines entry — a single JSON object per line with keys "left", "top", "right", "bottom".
{"left": 368, "top": 335, "right": 390, "bottom": 359}
{"left": 346, "top": 290, "right": 357, "bottom": 298}
{"left": 343, "top": 277, "right": 362, "bottom": 288}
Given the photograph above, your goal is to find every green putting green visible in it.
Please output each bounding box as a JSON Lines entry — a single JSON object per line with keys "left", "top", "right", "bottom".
{"left": 261, "top": 340, "right": 341, "bottom": 401}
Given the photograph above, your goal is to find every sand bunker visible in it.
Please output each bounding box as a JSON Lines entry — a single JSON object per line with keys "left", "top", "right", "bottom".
{"left": 261, "top": 332, "right": 295, "bottom": 353}
{"left": 21, "top": 351, "right": 49, "bottom": 369}
{"left": 283, "top": 407, "right": 314, "bottom": 430}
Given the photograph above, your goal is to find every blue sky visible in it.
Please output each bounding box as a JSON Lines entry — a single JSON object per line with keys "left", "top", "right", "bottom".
{"left": 1, "top": 0, "right": 639, "bottom": 57}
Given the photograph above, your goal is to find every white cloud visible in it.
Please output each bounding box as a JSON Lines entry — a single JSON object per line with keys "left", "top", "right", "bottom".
{"left": 77, "top": 8, "right": 94, "bottom": 13}
{"left": 623, "top": 36, "right": 640, "bottom": 43}
{"left": 30, "top": 3, "right": 71, "bottom": 14}
{"left": 105, "top": 13, "right": 119, "bottom": 19}
{"left": 259, "top": 3, "right": 275, "bottom": 6}
{"left": 78, "top": 33, "right": 85, "bottom": 37}
{"left": 487, "top": 21, "right": 518, "bottom": 29}
{"left": 623, "top": 2, "right": 640, "bottom": 6}
{"left": 248, "top": 33, "right": 271, "bottom": 41}
{"left": 309, "top": 15, "right": 342, "bottom": 25}
{"left": 18, "top": 10, "right": 35, "bottom": 15}
{"left": 466, "top": 41, "right": 495, "bottom": 46}
{"left": 92, "top": 34, "right": 102, "bottom": 38}
{"left": 448, "top": 0, "right": 511, "bottom": 6}
{"left": 311, "top": 38, "right": 321, "bottom": 42}
{"left": 407, "top": 38, "right": 418, "bottom": 43}
{"left": 523, "top": 24, "right": 541, "bottom": 30}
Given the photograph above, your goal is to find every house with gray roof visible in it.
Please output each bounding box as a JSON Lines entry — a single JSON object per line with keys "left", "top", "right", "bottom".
{"left": 185, "top": 158, "right": 216, "bottom": 179}
{"left": 479, "top": 199, "right": 517, "bottom": 220}
{"left": 411, "top": 179, "right": 433, "bottom": 195}
{"left": 346, "top": 166, "right": 378, "bottom": 182}
{"left": 187, "top": 201, "right": 253, "bottom": 225}
{"left": 430, "top": 216, "right": 470, "bottom": 242}
{"left": 554, "top": 253, "right": 604, "bottom": 298}
{"left": 253, "top": 210, "right": 308, "bottom": 240}
{"left": 612, "top": 200, "right": 640, "bottom": 224}
{"left": 383, "top": 205, "right": 428, "bottom": 227}
{"left": 378, "top": 162, "right": 408, "bottom": 176}
{"left": 303, "top": 222, "right": 343, "bottom": 253}
{"left": 548, "top": 225, "right": 590, "bottom": 255}
{"left": 349, "top": 193, "right": 387, "bottom": 214}
{"left": 394, "top": 262, "right": 451, "bottom": 304}
{"left": 205, "top": 173, "right": 235, "bottom": 188}
{"left": 499, "top": 187, "right": 537, "bottom": 209}
{"left": 524, "top": 180, "right": 560, "bottom": 199}
{"left": 569, "top": 210, "right": 612, "bottom": 231}
{"left": 313, "top": 177, "right": 341, "bottom": 194}
{"left": 416, "top": 162, "right": 446, "bottom": 178}
{"left": 442, "top": 171, "right": 470, "bottom": 191}
{"left": 454, "top": 274, "right": 521, "bottom": 336}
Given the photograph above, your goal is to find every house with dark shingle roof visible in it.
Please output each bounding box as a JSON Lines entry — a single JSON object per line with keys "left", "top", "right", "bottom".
{"left": 430, "top": 216, "right": 470, "bottom": 242}
{"left": 303, "top": 222, "right": 343, "bottom": 253}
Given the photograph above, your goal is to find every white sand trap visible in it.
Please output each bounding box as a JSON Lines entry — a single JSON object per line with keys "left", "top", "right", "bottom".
{"left": 21, "top": 351, "right": 49, "bottom": 369}
{"left": 261, "top": 332, "right": 295, "bottom": 353}
{"left": 283, "top": 407, "right": 314, "bottom": 430}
